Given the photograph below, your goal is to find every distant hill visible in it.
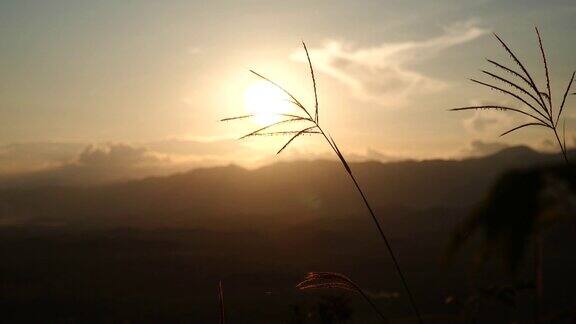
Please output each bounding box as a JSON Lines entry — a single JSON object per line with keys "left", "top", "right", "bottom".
{"left": 1, "top": 146, "right": 575, "bottom": 322}
{"left": 0, "top": 146, "right": 566, "bottom": 229}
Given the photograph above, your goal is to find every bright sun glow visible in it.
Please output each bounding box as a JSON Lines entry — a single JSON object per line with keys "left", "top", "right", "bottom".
{"left": 244, "top": 81, "right": 293, "bottom": 126}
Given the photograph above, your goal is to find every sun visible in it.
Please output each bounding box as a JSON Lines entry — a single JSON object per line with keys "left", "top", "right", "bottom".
{"left": 244, "top": 81, "right": 293, "bottom": 126}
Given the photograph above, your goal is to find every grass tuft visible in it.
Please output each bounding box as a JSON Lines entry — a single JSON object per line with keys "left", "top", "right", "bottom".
{"left": 452, "top": 27, "right": 574, "bottom": 163}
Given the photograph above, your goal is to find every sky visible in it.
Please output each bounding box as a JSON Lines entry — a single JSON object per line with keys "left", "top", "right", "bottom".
{"left": 1, "top": 0, "right": 576, "bottom": 176}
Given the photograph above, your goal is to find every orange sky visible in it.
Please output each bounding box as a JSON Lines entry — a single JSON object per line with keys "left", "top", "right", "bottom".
{"left": 1, "top": 0, "right": 575, "bottom": 175}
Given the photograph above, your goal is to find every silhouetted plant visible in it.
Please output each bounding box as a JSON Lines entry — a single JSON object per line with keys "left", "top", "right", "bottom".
{"left": 297, "top": 272, "right": 387, "bottom": 323}
{"left": 222, "top": 43, "right": 422, "bottom": 323}
{"left": 445, "top": 281, "right": 534, "bottom": 323}
{"left": 450, "top": 28, "right": 575, "bottom": 320}
{"left": 451, "top": 27, "right": 574, "bottom": 163}
{"left": 448, "top": 165, "right": 576, "bottom": 322}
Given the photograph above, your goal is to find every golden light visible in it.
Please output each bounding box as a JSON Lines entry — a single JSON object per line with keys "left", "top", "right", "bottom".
{"left": 244, "top": 81, "right": 293, "bottom": 126}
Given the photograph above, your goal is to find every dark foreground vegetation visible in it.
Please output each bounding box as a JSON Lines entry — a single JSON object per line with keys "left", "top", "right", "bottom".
{"left": 0, "top": 147, "right": 575, "bottom": 322}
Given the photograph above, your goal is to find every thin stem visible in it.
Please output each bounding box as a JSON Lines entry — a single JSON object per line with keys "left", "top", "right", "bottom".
{"left": 346, "top": 169, "right": 423, "bottom": 323}
{"left": 535, "top": 27, "right": 553, "bottom": 122}
{"left": 552, "top": 127, "right": 569, "bottom": 164}
{"left": 234, "top": 44, "right": 422, "bottom": 321}
{"left": 316, "top": 126, "right": 423, "bottom": 324}
{"left": 355, "top": 285, "right": 389, "bottom": 322}
{"left": 218, "top": 281, "right": 225, "bottom": 324}
{"left": 302, "top": 41, "right": 319, "bottom": 123}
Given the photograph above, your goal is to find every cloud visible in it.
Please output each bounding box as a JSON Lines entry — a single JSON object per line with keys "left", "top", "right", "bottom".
{"left": 145, "top": 138, "right": 253, "bottom": 158}
{"left": 461, "top": 140, "right": 510, "bottom": 157}
{"left": 290, "top": 20, "right": 488, "bottom": 107}
{"left": 0, "top": 142, "right": 85, "bottom": 174}
{"left": 462, "top": 99, "right": 519, "bottom": 136}
{"left": 463, "top": 110, "right": 512, "bottom": 134}
{"left": 0, "top": 139, "right": 267, "bottom": 187}
{"left": 539, "top": 138, "right": 556, "bottom": 151}
{"left": 0, "top": 143, "right": 176, "bottom": 187}
{"left": 1, "top": 140, "right": 397, "bottom": 187}
{"left": 77, "top": 143, "right": 167, "bottom": 168}
{"left": 347, "top": 148, "right": 403, "bottom": 162}
{"left": 255, "top": 145, "right": 404, "bottom": 166}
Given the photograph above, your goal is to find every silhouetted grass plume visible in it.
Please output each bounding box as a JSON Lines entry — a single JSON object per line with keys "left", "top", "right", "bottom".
{"left": 451, "top": 27, "right": 575, "bottom": 163}
{"left": 222, "top": 42, "right": 423, "bottom": 323}
{"left": 297, "top": 272, "right": 388, "bottom": 322}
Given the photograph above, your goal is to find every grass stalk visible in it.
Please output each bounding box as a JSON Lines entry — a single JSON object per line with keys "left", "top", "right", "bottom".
{"left": 318, "top": 126, "right": 422, "bottom": 323}
{"left": 553, "top": 127, "right": 569, "bottom": 163}
{"left": 222, "top": 42, "right": 423, "bottom": 323}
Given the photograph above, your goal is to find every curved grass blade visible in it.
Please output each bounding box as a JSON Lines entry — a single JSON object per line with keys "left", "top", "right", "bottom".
{"left": 283, "top": 98, "right": 309, "bottom": 113}
{"left": 298, "top": 282, "right": 357, "bottom": 291}
{"left": 222, "top": 113, "right": 311, "bottom": 122}
{"left": 556, "top": 71, "right": 575, "bottom": 126}
{"left": 500, "top": 122, "right": 549, "bottom": 137}
{"left": 277, "top": 125, "right": 318, "bottom": 154}
{"left": 239, "top": 117, "right": 308, "bottom": 139}
{"left": 492, "top": 33, "right": 549, "bottom": 114}
{"left": 277, "top": 113, "right": 313, "bottom": 120}
{"left": 450, "top": 106, "right": 549, "bottom": 126}
{"left": 470, "top": 79, "right": 549, "bottom": 121}
{"left": 251, "top": 130, "right": 321, "bottom": 136}
{"left": 535, "top": 27, "right": 552, "bottom": 117}
{"left": 486, "top": 59, "right": 533, "bottom": 90}
{"left": 250, "top": 70, "right": 314, "bottom": 120}
{"left": 481, "top": 70, "right": 546, "bottom": 112}
{"left": 302, "top": 42, "right": 319, "bottom": 123}
{"left": 297, "top": 273, "right": 356, "bottom": 291}
{"left": 221, "top": 114, "right": 255, "bottom": 122}
{"left": 328, "top": 135, "right": 351, "bottom": 175}
{"left": 563, "top": 119, "right": 567, "bottom": 154}
{"left": 297, "top": 272, "right": 387, "bottom": 322}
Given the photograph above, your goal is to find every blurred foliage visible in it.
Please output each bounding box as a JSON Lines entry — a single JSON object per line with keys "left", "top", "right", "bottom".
{"left": 449, "top": 164, "right": 576, "bottom": 272}
{"left": 445, "top": 281, "right": 534, "bottom": 322}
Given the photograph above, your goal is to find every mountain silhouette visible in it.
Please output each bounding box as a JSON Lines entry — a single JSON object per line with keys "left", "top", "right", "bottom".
{"left": 0, "top": 146, "right": 565, "bottom": 229}
{"left": 0, "top": 146, "right": 574, "bottom": 322}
